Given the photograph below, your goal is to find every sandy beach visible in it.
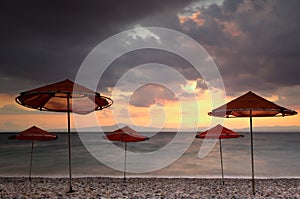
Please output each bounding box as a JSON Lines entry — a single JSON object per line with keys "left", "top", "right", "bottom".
{"left": 0, "top": 177, "right": 299, "bottom": 199}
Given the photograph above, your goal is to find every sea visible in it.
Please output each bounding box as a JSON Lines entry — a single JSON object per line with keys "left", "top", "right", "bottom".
{"left": 0, "top": 131, "right": 299, "bottom": 179}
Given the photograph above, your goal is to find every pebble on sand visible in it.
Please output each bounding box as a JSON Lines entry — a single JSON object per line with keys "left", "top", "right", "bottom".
{"left": 0, "top": 177, "right": 299, "bottom": 199}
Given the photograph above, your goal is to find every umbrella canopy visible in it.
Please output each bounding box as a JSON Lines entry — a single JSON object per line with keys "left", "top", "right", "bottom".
{"left": 15, "top": 79, "right": 113, "bottom": 192}
{"left": 9, "top": 126, "right": 57, "bottom": 181}
{"left": 209, "top": 91, "right": 297, "bottom": 117}
{"left": 104, "top": 126, "right": 149, "bottom": 181}
{"left": 196, "top": 124, "right": 243, "bottom": 184}
{"left": 10, "top": 125, "right": 58, "bottom": 141}
{"left": 208, "top": 91, "right": 297, "bottom": 194}
{"left": 196, "top": 124, "right": 243, "bottom": 139}
{"left": 105, "top": 126, "right": 149, "bottom": 142}
{"left": 16, "top": 79, "right": 112, "bottom": 114}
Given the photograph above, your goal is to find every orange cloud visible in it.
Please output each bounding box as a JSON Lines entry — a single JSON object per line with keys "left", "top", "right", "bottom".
{"left": 178, "top": 12, "right": 205, "bottom": 27}
{"left": 0, "top": 93, "right": 15, "bottom": 107}
{"left": 129, "top": 84, "right": 176, "bottom": 107}
{"left": 127, "top": 100, "right": 181, "bottom": 129}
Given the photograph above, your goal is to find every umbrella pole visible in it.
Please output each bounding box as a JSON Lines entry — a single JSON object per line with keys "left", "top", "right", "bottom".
{"left": 124, "top": 142, "right": 127, "bottom": 182}
{"left": 67, "top": 94, "right": 73, "bottom": 193}
{"left": 250, "top": 110, "right": 255, "bottom": 195}
{"left": 29, "top": 140, "right": 34, "bottom": 182}
{"left": 219, "top": 139, "right": 224, "bottom": 185}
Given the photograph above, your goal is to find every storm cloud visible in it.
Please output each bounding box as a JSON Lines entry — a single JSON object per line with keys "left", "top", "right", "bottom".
{"left": 0, "top": 0, "right": 191, "bottom": 93}
{"left": 179, "top": 0, "right": 300, "bottom": 97}
{"left": 1, "top": 0, "right": 300, "bottom": 108}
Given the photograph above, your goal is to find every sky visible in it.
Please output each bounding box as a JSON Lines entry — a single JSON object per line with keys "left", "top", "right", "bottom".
{"left": 0, "top": 0, "right": 300, "bottom": 132}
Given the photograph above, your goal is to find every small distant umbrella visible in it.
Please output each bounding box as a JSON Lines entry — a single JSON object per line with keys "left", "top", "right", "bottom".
{"left": 15, "top": 79, "right": 113, "bottom": 192}
{"left": 195, "top": 124, "right": 243, "bottom": 185}
{"left": 104, "top": 126, "right": 149, "bottom": 181}
{"left": 208, "top": 91, "right": 297, "bottom": 194}
{"left": 9, "top": 126, "right": 57, "bottom": 181}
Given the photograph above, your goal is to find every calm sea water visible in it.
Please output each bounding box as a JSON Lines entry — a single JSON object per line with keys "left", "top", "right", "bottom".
{"left": 0, "top": 132, "right": 299, "bottom": 178}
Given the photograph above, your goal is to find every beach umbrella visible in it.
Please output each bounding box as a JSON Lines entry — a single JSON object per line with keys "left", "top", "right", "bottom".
{"left": 195, "top": 124, "right": 243, "bottom": 185}
{"left": 9, "top": 126, "right": 58, "bottom": 181}
{"left": 15, "top": 79, "right": 113, "bottom": 192}
{"left": 208, "top": 91, "right": 297, "bottom": 194}
{"left": 104, "top": 126, "right": 149, "bottom": 181}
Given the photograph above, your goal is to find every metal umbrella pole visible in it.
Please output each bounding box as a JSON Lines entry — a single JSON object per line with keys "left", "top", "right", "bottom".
{"left": 67, "top": 94, "right": 73, "bottom": 193}
{"left": 29, "top": 140, "right": 34, "bottom": 181}
{"left": 219, "top": 138, "right": 224, "bottom": 185}
{"left": 250, "top": 110, "right": 255, "bottom": 195}
{"left": 124, "top": 142, "right": 127, "bottom": 182}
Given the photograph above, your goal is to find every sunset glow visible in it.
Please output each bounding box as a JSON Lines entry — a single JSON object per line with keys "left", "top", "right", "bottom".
{"left": 1, "top": 86, "right": 298, "bottom": 132}
{"left": 1, "top": 0, "right": 299, "bottom": 133}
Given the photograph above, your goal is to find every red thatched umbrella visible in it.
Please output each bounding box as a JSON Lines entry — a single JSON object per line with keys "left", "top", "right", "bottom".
{"left": 9, "top": 126, "right": 57, "bottom": 181}
{"left": 208, "top": 91, "right": 297, "bottom": 194}
{"left": 104, "top": 126, "right": 149, "bottom": 181}
{"left": 196, "top": 124, "right": 243, "bottom": 185}
{"left": 15, "top": 79, "right": 113, "bottom": 192}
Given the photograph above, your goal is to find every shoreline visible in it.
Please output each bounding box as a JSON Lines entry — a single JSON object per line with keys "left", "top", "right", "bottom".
{"left": 1, "top": 177, "right": 299, "bottom": 198}
{"left": 2, "top": 175, "right": 300, "bottom": 179}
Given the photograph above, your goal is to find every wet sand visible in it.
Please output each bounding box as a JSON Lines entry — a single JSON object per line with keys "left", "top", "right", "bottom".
{"left": 0, "top": 177, "right": 299, "bottom": 198}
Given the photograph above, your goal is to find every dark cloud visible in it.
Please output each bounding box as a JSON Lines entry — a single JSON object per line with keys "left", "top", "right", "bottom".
{"left": 0, "top": 0, "right": 191, "bottom": 94}
{"left": 222, "top": 0, "right": 243, "bottom": 13}
{"left": 180, "top": 0, "right": 300, "bottom": 98}
{"left": 129, "top": 84, "right": 176, "bottom": 107}
{"left": 196, "top": 79, "right": 208, "bottom": 90}
{"left": 1, "top": 0, "right": 300, "bottom": 109}
{"left": 99, "top": 49, "right": 200, "bottom": 92}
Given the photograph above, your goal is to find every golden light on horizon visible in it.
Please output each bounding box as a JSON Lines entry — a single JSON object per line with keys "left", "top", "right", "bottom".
{"left": 0, "top": 91, "right": 299, "bottom": 131}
